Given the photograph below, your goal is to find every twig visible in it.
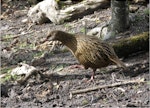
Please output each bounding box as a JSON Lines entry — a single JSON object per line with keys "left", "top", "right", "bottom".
{"left": 27, "top": 23, "right": 35, "bottom": 31}
{"left": 70, "top": 78, "right": 145, "bottom": 95}
{"left": 7, "top": 27, "right": 21, "bottom": 31}
{"left": 49, "top": 41, "right": 57, "bottom": 52}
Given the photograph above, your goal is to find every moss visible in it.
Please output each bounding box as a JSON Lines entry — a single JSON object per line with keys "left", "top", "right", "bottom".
{"left": 130, "top": 32, "right": 149, "bottom": 41}
{"left": 113, "top": 32, "right": 149, "bottom": 57}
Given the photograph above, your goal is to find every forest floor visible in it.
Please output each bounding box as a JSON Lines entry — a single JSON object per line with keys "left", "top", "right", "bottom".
{"left": 1, "top": 0, "right": 149, "bottom": 108}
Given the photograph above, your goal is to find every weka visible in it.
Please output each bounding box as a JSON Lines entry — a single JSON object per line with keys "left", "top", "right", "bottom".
{"left": 44, "top": 30, "right": 126, "bottom": 81}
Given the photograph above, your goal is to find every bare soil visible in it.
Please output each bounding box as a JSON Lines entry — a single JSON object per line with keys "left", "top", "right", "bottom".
{"left": 1, "top": 0, "right": 149, "bottom": 108}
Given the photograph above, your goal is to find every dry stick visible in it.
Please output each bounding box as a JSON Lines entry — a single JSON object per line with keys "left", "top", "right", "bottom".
{"left": 71, "top": 78, "right": 145, "bottom": 95}
{"left": 27, "top": 23, "right": 35, "bottom": 31}
{"left": 7, "top": 27, "right": 21, "bottom": 31}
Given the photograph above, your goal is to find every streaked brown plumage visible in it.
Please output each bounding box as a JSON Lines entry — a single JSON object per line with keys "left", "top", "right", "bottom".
{"left": 44, "top": 30, "right": 126, "bottom": 81}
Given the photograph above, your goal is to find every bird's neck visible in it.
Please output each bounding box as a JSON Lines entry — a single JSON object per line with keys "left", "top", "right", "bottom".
{"left": 58, "top": 32, "right": 77, "bottom": 53}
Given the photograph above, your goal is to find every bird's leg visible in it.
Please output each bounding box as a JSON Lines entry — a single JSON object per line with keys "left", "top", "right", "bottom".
{"left": 87, "top": 69, "right": 96, "bottom": 82}
{"left": 68, "top": 64, "right": 84, "bottom": 69}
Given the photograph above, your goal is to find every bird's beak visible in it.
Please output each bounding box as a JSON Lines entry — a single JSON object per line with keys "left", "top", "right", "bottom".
{"left": 40, "top": 33, "right": 55, "bottom": 44}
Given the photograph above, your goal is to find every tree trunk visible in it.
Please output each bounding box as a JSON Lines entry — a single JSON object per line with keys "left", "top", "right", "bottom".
{"left": 111, "top": 0, "right": 129, "bottom": 32}
{"left": 105, "top": 0, "right": 130, "bottom": 40}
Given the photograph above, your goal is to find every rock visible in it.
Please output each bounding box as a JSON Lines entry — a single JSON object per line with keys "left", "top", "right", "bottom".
{"left": 11, "top": 63, "right": 37, "bottom": 76}
{"left": 22, "top": 18, "right": 28, "bottom": 23}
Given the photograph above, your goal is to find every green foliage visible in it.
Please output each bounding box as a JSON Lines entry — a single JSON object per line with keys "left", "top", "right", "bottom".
{"left": 134, "top": 15, "right": 143, "bottom": 21}
{"left": 143, "top": 8, "right": 149, "bottom": 16}
{"left": 1, "top": 34, "right": 13, "bottom": 41}
{"left": 135, "top": 8, "right": 149, "bottom": 22}
{"left": 1, "top": 67, "right": 12, "bottom": 74}
{"left": 1, "top": 75, "right": 11, "bottom": 83}
{"left": 146, "top": 81, "right": 150, "bottom": 85}
{"left": 3, "top": 74, "right": 19, "bottom": 82}
{"left": 29, "top": 43, "right": 36, "bottom": 49}
{"left": 18, "top": 41, "right": 35, "bottom": 49}
{"left": 34, "top": 51, "right": 43, "bottom": 57}
{"left": 0, "top": 67, "right": 19, "bottom": 83}
{"left": 64, "top": 23, "right": 72, "bottom": 29}
{"left": 19, "top": 41, "right": 27, "bottom": 48}
{"left": 80, "top": 27, "right": 86, "bottom": 34}
{"left": 53, "top": 65, "right": 64, "bottom": 72}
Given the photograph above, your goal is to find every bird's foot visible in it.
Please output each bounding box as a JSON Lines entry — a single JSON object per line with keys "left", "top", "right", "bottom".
{"left": 86, "top": 75, "right": 95, "bottom": 83}
{"left": 68, "top": 64, "right": 84, "bottom": 69}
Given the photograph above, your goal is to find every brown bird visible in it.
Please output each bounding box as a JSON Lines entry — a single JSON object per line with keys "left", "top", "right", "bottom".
{"left": 44, "top": 30, "right": 126, "bottom": 81}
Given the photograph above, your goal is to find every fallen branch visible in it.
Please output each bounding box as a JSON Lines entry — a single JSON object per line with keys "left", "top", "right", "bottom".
{"left": 70, "top": 78, "right": 145, "bottom": 95}
{"left": 28, "top": 0, "right": 110, "bottom": 24}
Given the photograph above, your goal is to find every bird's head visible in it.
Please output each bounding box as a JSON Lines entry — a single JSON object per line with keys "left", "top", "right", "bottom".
{"left": 41, "top": 30, "right": 73, "bottom": 44}
{"left": 46, "top": 30, "right": 59, "bottom": 41}
{"left": 41, "top": 30, "right": 61, "bottom": 43}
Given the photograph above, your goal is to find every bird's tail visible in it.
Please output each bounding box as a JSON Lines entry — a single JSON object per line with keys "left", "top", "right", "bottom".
{"left": 110, "top": 57, "right": 127, "bottom": 70}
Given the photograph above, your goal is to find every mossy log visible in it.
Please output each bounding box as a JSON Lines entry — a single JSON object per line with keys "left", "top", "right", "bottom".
{"left": 112, "top": 32, "right": 149, "bottom": 58}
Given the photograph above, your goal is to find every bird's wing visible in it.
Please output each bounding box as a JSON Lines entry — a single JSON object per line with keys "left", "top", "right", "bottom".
{"left": 101, "top": 42, "right": 126, "bottom": 68}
